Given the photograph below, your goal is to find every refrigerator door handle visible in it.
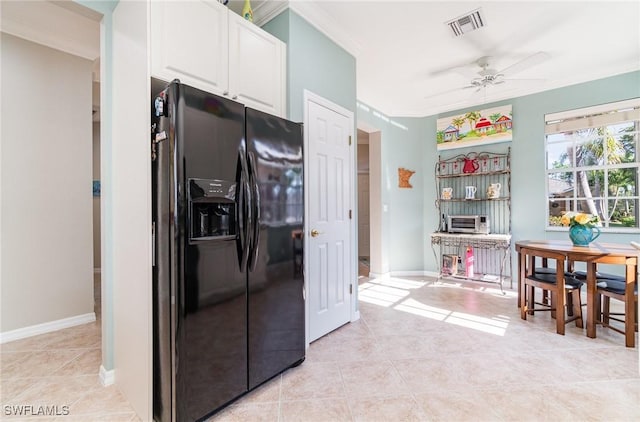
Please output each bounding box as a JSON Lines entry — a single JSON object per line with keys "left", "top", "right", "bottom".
{"left": 238, "top": 151, "right": 251, "bottom": 273}
{"left": 248, "top": 151, "right": 261, "bottom": 272}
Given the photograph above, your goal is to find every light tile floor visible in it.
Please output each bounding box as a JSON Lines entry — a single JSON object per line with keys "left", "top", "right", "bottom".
{"left": 0, "top": 274, "right": 140, "bottom": 421}
{"left": 2, "top": 275, "right": 638, "bottom": 421}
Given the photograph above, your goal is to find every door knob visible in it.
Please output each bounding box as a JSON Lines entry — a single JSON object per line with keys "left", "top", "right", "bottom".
{"left": 310, "top": 229, "right": 321, "bottom": 237}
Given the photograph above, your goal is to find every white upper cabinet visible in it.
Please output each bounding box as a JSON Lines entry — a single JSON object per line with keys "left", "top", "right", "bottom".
{"left": 228, "top": 11, "right": 285, "bottom": 118}
{"left": 150, "top": 1, "right": 286, "bottom": 117}
{"left": 150, "top": 0, "right": 229, "bottom": 96}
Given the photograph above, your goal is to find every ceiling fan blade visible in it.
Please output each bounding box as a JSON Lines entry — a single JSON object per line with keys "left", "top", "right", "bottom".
{"left": 503, "top": 77, "right": 546, "bottom": 82}
{"left": 424, "top": 84, "right": 475, "bottom": 99}
{"left": 428, "top": 58, "right": 481, "bottom": 79}
{"left": 498, "top": 51, "right": 550, "bottom": 77}
{"left": 451, "top": 64, "right": 483, "bottom": 79}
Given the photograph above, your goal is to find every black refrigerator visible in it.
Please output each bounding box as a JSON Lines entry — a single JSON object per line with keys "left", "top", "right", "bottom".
{"left": 151, "top": 79, "right": 305, "bottom": 422}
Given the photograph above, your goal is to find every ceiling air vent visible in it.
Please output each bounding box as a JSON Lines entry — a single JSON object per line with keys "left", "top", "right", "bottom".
{"left": 446, "top": 8, "right": 486, "bottom": 37}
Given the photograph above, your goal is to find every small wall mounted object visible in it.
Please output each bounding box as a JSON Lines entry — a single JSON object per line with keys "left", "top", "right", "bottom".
{"left": 436, "top": 104, "right": 513, "bottom": 150}
{"left": 398, "top": 167, "right": 416, "bottom": 188}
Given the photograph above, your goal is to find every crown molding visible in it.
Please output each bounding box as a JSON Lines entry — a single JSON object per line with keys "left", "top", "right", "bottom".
{"left": 251, "top": 1, "right": 360, "bottom": 59}
{"left": 287, "top": 1, "right": 361, "bottom": 58}
{"left": 268, "top": 0, "right": 362, "bottom": 57}
{"left": 253, "top": 0, "right": 290, "bottom": 26}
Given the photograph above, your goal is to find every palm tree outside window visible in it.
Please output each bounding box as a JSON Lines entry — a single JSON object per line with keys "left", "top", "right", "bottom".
{"left": 545, "top": 99, "right": 639, "bottom": 231}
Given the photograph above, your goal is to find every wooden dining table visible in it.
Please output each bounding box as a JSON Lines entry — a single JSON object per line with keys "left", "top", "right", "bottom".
{"left": 515, "top": 240, "right": 638, "bottom": 347}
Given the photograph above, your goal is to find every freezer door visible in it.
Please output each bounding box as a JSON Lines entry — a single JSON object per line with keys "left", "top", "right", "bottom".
{"left": 245, "top": 108, "right": 305, "bottom": 390}
{"left": 172, "top": 82, "right": 249, "bottom": 421}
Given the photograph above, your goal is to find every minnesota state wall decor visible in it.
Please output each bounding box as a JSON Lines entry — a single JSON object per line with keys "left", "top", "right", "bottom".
{"left": 436, "top": 104, "right": 513, "bottom": 150}
{"left": 398, "top": 167, "right": 416, "bottom": 188}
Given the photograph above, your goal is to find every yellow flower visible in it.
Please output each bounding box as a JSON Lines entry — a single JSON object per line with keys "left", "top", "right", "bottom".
{"left": 574, "top": 213, "right": 591, "bottom": 225}
{"left": 560, "top": 214, "right": 571, "bottom": 226}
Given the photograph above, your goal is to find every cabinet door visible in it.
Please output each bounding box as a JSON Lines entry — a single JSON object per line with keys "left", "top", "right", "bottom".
{"left": 150, "top": 0, "right": 228, "bottom": 96}
{"left": 228, "top": 12, "right": 286, "bottom": 117}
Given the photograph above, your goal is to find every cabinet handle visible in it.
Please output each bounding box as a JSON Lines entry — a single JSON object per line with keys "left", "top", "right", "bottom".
{"left": 232, "top": 95, "right": 238, "bottom": 100}
{"left": 223, "top": 90, "right": 229, "bottom": 96}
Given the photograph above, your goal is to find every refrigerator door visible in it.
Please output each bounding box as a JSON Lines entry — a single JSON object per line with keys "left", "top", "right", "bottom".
{"left": 245, "top": 108, "right": 305, "bottom": 390}
{"left": 154, "top": 81, "right": 249, "bottom": 422}
{"left": 179, "top": 83, "right": 248, "bottom": 421}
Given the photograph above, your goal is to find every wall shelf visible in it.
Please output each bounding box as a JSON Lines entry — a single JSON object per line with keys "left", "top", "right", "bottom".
{"left": 432, "top": 148, "right": 512, "bottom": 292}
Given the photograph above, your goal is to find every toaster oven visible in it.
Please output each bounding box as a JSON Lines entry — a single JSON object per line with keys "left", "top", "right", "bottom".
{"left": 447, "top": 215, "right": 490, "bottom": 234}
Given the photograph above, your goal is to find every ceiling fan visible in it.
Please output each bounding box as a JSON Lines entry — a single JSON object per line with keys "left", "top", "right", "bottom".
{"left": 465, "top": 56, "right": 508, "bottom": 90}
{"left": 426, "top": 51, "right": 550, "bottom": 97}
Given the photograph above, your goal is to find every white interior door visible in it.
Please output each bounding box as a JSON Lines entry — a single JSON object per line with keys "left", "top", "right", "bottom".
{"left": 305, "top": 93, "right": 353, "bottom": 342}
{"left": 357, "top": 173, "right": 370, "bottom": 258}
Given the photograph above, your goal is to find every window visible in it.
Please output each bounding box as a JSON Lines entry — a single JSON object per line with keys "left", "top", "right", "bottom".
{"left": 545, "top": 98, "right": 640, "bottom": 231}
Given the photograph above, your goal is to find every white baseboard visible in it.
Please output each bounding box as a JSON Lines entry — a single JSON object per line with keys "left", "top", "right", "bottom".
{"left": 0, "top": 312, "right": 96, "bottom": 344}
{"left": 389, "top": 270, "right": 440, "bottom": 278}
{"left": 390, "top": 270, "right": 427, "bottom": 277}
{"left": 368, "top": 270, "right": 440, "bottom": 279}
{"left": 99, "top": 365, "right": 115, "bottom": 386}
{"left": 351, "top": 310, "right": 361, "bottom": 322}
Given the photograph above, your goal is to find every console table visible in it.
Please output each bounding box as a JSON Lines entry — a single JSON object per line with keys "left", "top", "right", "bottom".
{"left": 430, "top": 232, "right": 512, "bottom": 293}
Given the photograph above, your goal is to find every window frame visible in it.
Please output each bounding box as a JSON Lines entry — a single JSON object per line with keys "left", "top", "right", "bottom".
{"left": 544, "top": 98, "right": 640, "bottom": 233}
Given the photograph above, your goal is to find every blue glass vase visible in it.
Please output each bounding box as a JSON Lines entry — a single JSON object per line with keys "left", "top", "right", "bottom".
{"left": 569, "top": 225, "right": 600, "bottom": 246}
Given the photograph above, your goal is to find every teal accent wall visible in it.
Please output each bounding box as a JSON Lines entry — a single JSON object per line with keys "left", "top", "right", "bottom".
{"left": 75, "top": 0, "right": 118, "bottom": 370}
{"left": 263, "top": 9, "right": 356, "bottom": 122}
{"left": 357, "top": 105, "right": 429, "bottom": 272}
{"left": 426, "top": 70, "right": 640, "bottom": 275}
{"left": 359, "top": 71, "right": 639, "bottom": 276}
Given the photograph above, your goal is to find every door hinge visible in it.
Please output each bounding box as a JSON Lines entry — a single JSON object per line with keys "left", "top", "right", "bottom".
{"left": 350, "top": 284, "right": 353, "bottom": 294}
{"left": 349, "top": 135, "right": 352, "bottom": 146}
{"left": 349, "top": 209, "right": 352, "bottom": 219}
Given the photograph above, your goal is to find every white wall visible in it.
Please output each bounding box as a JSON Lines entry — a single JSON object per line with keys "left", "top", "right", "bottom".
{"left": 0, "top": 33, "right": 94, "bottom": 332}
{"left": 112, "top": 1, "right": 152, "bottom": 419}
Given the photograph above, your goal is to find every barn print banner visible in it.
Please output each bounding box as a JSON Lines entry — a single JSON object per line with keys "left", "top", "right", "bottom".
{"left": 436, "top": 105, "right": 513, "bottom": 150}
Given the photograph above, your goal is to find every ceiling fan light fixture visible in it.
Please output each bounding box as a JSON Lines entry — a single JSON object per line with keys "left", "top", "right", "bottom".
{"left": 446, "top": 8, "right": 486, "bottom": 37}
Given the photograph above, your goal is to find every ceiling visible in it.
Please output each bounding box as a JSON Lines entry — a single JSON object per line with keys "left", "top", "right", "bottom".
{"left": 0, "top": 0, "right": 100, "bottom": 61}
{"left": 231, "top": 0, "right": 640, "bottom": 118}
{"left": 3, "top": 1, "right": 638, "bottom": 119}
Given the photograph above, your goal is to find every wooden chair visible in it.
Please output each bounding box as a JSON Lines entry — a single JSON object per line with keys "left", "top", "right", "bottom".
{"left": 532, "top": 263, "right": 582, "bottom": 319}
{"left": 595, "top": 277, "right": 638, "bottom": 347}
{"left": 520, "top": 251, "right": 584, "bottom": 335}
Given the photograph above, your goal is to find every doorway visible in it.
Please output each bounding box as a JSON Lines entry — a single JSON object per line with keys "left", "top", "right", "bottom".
{"left": 357, "top": 130, "right": 370, "bottom": 277}
{"left": 0, "top": 0, "right": 102, "bottom": 351}
{"left": 356, "top": 124, "right": 384, "bottom": 278}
